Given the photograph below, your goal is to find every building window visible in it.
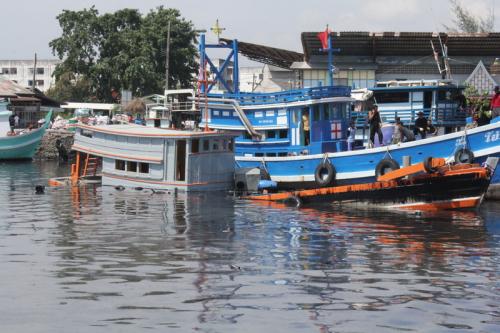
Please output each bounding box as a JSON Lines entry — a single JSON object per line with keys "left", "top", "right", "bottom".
{"left": 29, "top": 67, "right": 45, "bottom": 75}
{"left": 115, "top": 160, "right": 125, "bottom": 171}
{"left": 127, "top": 161, "right": 137, "bottom": 172}
{"left": 1, "top": 67, "right": 17, "bottom": 75}
{"left": 191, "top": 139, "right": 199, "bottom": 153}
{"left": 139, "top": 163, "right": 149, "bottom": 174}
{"left": 36, "top": 80, "right": 44, "bottom": 86}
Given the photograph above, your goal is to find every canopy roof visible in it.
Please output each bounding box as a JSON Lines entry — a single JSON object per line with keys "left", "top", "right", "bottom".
{"left": 302, "top": 31, "right": 500, "bottom": 61}
{"left": 220, "top": 38, "right": 303, "bottom": 69}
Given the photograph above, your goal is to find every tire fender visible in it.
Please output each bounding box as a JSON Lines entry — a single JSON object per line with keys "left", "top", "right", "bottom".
{"left": 314, "top": 160, "right": 336, "bottom": 187}
{"left": 375, "top": 158, "right": 400, "bottom": 178}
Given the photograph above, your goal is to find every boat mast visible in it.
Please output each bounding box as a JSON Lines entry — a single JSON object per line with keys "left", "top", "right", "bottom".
{"left": 165, "top": 20, "right": 171, "bottom": 92}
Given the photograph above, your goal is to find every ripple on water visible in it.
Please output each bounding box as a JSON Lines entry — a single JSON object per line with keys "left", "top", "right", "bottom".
{"left": 0, "top": 161, "right": 498, "bottom": 332}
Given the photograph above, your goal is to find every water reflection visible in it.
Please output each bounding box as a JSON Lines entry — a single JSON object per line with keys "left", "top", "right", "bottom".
{"left": 0, "top": 161, "right": 498, "bottom": 332}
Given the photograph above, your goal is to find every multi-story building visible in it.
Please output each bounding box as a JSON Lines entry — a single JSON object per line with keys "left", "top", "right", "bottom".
{"left": 0, "top": 59, "right": 60, "bottom": 92}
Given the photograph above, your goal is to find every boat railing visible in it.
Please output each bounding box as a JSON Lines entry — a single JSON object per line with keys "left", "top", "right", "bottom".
{"left": 352, "top": 105, "right": 466, "bottom": 128}
{"left": 207, "top": 86, "right": 351, "bottom": 106}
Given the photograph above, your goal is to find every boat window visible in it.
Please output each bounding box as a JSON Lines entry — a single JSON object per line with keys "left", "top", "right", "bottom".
{"left": 139, "top": 163, "right": 149, "bottom": 174}
{"left": 437, "top": 90, "right": 452, "bottom": 101}
{"left": 255, "top": 153, "right": 264, "bottom": 157}
{"left": 212, "top": 139, "right": 220, "bottom": 150}
{"left": 312, "top": 104, "right": 321, "bottom": 121}
{"left": 243, "top": 132, "right": 252, "bottom": 140}
{"left": 278, "top": 152, "right": 288, "bottom": 157}
{"left": 191, "top": 139, "right": 199, "bottom": 153}
{"left": 228, "top": 139, "right": 234, "bottom": 152}
{"left": 202, "top": 139, "right": 210, "bottom": 151}
{"left": 266, "top": 153, "right": 277, "bottom": 157}
{"left": 267, "top": 130, "right": 276, "bottom": 139}
{"left": 279, "top": 129, "right": 288, "bottom": 139}
{"left": 81, "top": 129, "right": 93, "bottom": 138}
{"left": 374, "top": 92, "right": 409, "bottom": 104}
{"left": 176, "top": 140, "right": 186, "bottom": 181}
{"left": 127, "top": 161, "right": 137, "bottom": 172}
{"left": 115, "top": 160, "right": 125, "bottom": 171}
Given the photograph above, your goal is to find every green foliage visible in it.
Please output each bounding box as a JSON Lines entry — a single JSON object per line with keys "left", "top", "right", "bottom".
{"left": 45, "top": 72, "right": 94, "bottom": 102}
{"left": 49, "top": 6, "right": 197, "bottom": 102}
{"left": 444, "top": 0, "right": 495, "bottom": 33}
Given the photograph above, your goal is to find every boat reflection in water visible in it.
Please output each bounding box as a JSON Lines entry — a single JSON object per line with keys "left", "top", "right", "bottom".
{"left": 42, "top": 176, "right": 498, "bottom": 332}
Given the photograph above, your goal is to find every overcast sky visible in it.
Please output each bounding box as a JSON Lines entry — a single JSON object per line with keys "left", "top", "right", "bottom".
{"left": 1, "top": 0, "right": 499, "bottom": 59}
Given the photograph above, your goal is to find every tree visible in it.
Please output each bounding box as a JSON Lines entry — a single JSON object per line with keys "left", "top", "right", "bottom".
{"left": 49, "top": 6, "right": 198, "bottom": 102}
{"left": 445, "top": 0, "right": 495, "bottom": 33}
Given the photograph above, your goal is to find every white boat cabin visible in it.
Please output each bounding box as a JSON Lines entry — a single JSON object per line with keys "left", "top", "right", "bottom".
{"left": 72, "top": 124, "right": 236, "bottom": 191}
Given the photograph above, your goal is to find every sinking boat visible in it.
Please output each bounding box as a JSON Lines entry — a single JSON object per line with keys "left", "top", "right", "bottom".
{"left": 245, "top": 157, "right": 498, "bottom": 211}
{"left": 57, "top": 124, "right": 237, "bottom": 192}
{"left": 0, "top": 100, "right": 52, "bottom": 160}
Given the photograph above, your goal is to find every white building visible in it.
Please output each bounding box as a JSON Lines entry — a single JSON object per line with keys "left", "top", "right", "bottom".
{"left": 0, "top": 59, "right": 60, "bottom": 92}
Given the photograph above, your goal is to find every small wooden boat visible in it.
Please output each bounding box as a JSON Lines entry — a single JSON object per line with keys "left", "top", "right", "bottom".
{"left": 245, "top": 157, "right": 498, "bottom": 211}
{"left": 0, "top": 101, "right": 52, "bottom": 160}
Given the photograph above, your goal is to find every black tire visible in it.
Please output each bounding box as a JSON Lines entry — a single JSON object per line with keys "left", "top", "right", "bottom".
{"left": 314, "top": 161, "right": 336, "bottom": 187}
{"left": 454, "top": 148, "right": 474, "bottom": 164}
{"left": 375, "top": 158, "right": 400, "bottom": 178}
{"left": 423, "top": 156, "right": 437, "bottom": 173}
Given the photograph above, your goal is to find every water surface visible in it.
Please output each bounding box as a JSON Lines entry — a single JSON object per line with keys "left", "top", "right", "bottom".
{"left": 0, "top": 161, "right": 499, "bottom": 332}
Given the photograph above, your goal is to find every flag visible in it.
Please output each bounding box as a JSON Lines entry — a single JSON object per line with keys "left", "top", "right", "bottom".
{"left": 317, "top": 28, "right": 331, "bottom": 50}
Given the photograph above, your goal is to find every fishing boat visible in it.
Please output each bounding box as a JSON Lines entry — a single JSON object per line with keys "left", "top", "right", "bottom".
{"left": 196, "top": 34, "right": 500, "bottom": 190}
{"left": 245, "top": 157, "right": 498, "bottom": 211}
{"left": 63, "top": 123, "right": 237, "bottom": 192}
{"left": 0, "top": 100, "right": 52, "bottom": 160}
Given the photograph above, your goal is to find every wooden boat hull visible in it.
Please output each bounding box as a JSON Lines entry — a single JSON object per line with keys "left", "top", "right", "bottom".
{"left": 246, "top": 163, "right": 494, "bottom": 211}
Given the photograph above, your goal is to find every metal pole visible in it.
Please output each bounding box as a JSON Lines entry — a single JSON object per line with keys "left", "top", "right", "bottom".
{"left": 328, "top": 34, "right": 333, "bottom": 86}
{"left": 165, "top": 20, "right": 171, "bottom": 91}
{"left": 233, "top": 39, "right": 239, "bottom": 94}
{"left": 32, "top": 53, "right": 37, "bottom": 91}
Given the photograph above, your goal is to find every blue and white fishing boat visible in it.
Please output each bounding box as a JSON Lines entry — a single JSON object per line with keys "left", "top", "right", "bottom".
{"left": 0, "top": 100, "right": 52, "bottom": 160}
{"left": 197, "top": 34, "right": 500, "bottom": 190}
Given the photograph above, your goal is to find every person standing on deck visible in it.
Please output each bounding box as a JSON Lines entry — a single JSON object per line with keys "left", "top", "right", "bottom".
{"left": 368, "top": 105, "right": 383, "bottom": 147}
{"left": 302, "top": 112, "right": 310, "bottom": 146}
{"left": 392, "top": 118, "right": 415, "bottom": 144}
{"left": 491, "top": 86, "right": 500, "bottom": 118}
{"left": 414, "top": 111, "right": 429, "bottom": 139}
{"left": 8, "top": 114, "right": 15, "bottom": 133}
{"left": 347, "top": 119, "right": 356, "bottom": 151}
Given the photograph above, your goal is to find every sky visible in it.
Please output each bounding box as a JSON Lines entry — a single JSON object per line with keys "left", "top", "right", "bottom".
{"left": 1, "top": 0, "right": 499, "bottom": 60}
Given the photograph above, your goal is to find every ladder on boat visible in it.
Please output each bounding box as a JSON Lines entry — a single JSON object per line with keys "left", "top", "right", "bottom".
{"left": 82, "top": 154, "right": 100, "bottom": 177}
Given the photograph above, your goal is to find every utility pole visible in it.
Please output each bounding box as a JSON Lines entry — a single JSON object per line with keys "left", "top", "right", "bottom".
{"left": 165, "top": 20, "right": 171, "bottom": 91}
{"left": 32, "top": 53, "right": 37, "bottom": 92}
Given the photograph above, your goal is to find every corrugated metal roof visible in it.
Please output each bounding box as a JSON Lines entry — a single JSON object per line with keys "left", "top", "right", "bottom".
{"left": 301, "top": 31, "right": 500, "bottom": 61}
{"left": 0, "top": 76, "right": 35, "bottom": 97}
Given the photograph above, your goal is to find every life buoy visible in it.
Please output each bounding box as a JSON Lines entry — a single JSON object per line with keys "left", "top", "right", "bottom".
{"left": 314, "top": 160, "right": 336, "bottom": 187}
{"left": 423, "top": 156, "right": 437, "bottom": 173}
{"left": 454, "top": 148, "right": 474, "bottom": 164}
{"left": 375, "top": 158, "right": 400, "bottom": 178}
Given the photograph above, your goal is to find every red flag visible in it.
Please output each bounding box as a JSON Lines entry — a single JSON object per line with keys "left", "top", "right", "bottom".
{"left": 317, "top": 28, "right": 331, "bottom": 50}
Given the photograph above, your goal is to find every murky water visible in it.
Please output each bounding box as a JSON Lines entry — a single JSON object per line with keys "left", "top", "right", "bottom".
{"left": 0, "top": 161, "right": 499, "bottom": 333}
